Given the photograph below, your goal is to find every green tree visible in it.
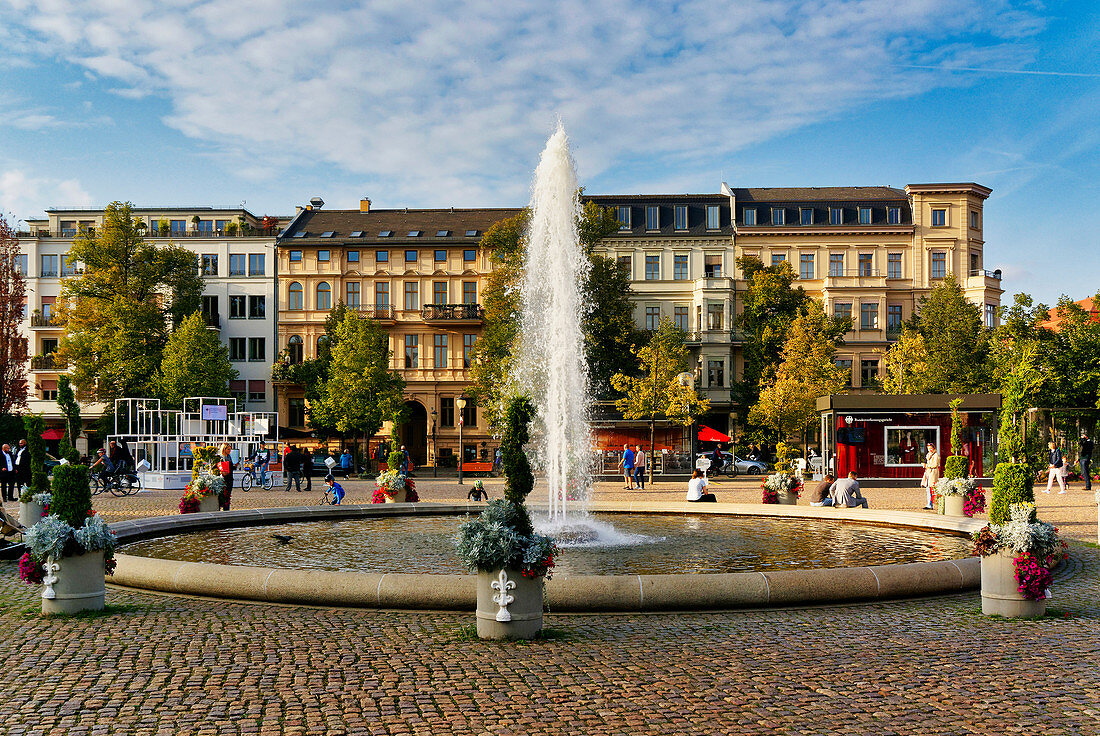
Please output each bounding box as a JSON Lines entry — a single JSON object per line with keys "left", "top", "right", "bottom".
{"left": 748, "top": 301, "right": 848, "bottom": 445}
{"left": 155, "top": 312, "right": 237, "bottom": 409}
{"left": 1044, "top": 292, "right": 1100, "bottom": 410}
{"left": 57, "top": 201, "right": 205, "bottom": 403}
{"left": 56, "top": 376, "right": 82, "bottom": 461}
{"left": 583, "top": 253, "right": 645, "bottom": 399}
{"left": 880, "top": 328, "right": 933, "bottom": 394}
{"left": 23, "top": 414, "right": 49, "bottom": 496}
{"left": 611, "top": 317, "right": 710, "bottom": 483}
{"left": 904, "top": 274, "right": 990, "bottom": 393}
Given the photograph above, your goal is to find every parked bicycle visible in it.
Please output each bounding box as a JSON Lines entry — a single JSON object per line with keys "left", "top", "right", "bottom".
{"left": 239, "top": 462, "right": 274, "bottom": 492}
{"left": 91, "top": 470, "right": 143, "bottom": 496}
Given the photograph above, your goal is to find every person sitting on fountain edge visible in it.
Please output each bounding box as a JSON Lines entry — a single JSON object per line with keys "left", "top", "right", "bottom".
{"left": 808, "top": 474, "right": 834, "bottom": 506}
{"left": 686, "top": 469, "right": 716, "bottom": 502}
{"left": 829, "top": 472, "right": 868, "bottom": 509}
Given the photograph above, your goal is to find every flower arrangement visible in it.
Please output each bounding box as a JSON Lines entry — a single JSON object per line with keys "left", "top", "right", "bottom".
{"left": 761, "top": 472, "right": 801, "bottom": 504}
{"left": 936, "top": 476, "right": 986, "bottom": 517}
{"left": 971, "top": 502, "right": 1067, "bottom": 601}
{"left": 963, "top": 484, "right": 986, "bottom": 517}
{"left": 20, "top": 510, "right": 117, "bottom": 584}
{"left": 371, "top": 469, "right": 419, "bottom": 503}
{"left": 32, "top": 492, "right": 52, "bottom": 508}
{"left": 179, "top": 472, "right": 224, "bottom": 514}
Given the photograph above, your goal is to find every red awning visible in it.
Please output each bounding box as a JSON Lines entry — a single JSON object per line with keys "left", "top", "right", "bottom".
{"left": 41, "top": 428, "right": 65, "bottom": 440}
{"left": 696, "top": 425, "right": 730, "bottom": 443}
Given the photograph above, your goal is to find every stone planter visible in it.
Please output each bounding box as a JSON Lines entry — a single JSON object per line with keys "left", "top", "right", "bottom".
{"left": 41, "top": 549, "right": 106, "bottom": 615}
{"left": 980, "top": 549, "right": 1047, "bottom": 619}
{"left": 476, "top": 568, "right": 544, "bottom": 640}
{"left": 776, "top": 490, "right": 798, "bottom": 505}
{"left": 198, "top": 495, "right": 220, "bottom": 513}
{"left": 943, "top": 494, "right": 966, "bottom": 517}
{"left": 19, "top": 501, "right": 45, "bottom": 529}
{"left": 383, "top": 488, "right": 407, "bottom": 504}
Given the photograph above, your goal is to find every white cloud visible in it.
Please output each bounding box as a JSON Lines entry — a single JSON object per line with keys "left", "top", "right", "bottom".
{"left": 0, "top": 0, "right": 1045, "bottom": 204}
{"left": 0, "top": 170, "right": 93, "bottom": 224}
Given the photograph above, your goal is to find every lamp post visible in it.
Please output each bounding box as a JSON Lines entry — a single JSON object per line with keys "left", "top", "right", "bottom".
{"left": 456, "top": 396, "right": 467, "bottom": 485}
{"left": 430, "top": 408, "right": 438, "bottom": 478}
{"left": 677, "top": 371, "right": 695, "bottom": 472}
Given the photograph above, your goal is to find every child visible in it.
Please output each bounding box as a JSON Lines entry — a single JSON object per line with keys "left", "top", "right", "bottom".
{"left": 325, "top": 474, "right": 345, "bottom": 505}
{"left": 467, "top": 480, "right": 488, "bottom": 501}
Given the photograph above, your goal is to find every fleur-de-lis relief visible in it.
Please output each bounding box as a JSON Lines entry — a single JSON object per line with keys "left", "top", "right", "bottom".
{"left": 490, "top": 569, "right": 516, "bottom": 622}
{"left": 42, "top": 557, "right": 61, "bottom": 600}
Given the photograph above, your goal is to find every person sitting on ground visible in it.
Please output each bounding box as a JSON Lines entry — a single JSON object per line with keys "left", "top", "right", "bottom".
{"left": 829, "top": 471, "right": 868, "bottom": 509}
{"left": 467, "top": 480, "right": 488, "bottom": 502}
{"left": 808, "top": 474, "right": 834, "bottom": 507}
{"left": 325, "top": 474, "right": 345, "bottom": 505}
{"left": 686, "top": 468, "right": 716, "bottom": 503}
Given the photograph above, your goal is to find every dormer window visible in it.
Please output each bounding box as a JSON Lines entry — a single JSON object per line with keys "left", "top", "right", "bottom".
{"left": 887, "top": 207, "right": 901, "bottom": 225}
{"left": 407, "top": 230, "right": 421, "bottom": 237}
{"left": 465, "top": 229, "right": 479, "bottom": 237}
{"left": 771, "top": 208, "right": 785, "bottom": 225}
{"left": 645, "top": 206, "right": 659, "bottom": 230}
{"left": 829, "top": 207, "right": 843, "bottom": 225}
{"left": 800, "top": 208, "right": 813, "bottom": 226}
{"left": 617, "top": 206, "right": 631, "bottom": 230}
{"left": 859, "top": 207, "right": 872, "bottom": 225}
{"left": 379, "top": 230, "right": 392, "bottom": 237}
{"left": 743, "top": 208, "right": 757, "bottom": 226}
{"left": 706, "top": 205, "right": 720, "bottom": 229}
{"left": 436, "top": 230, "right": 449, "bottom": 237}
{"left": 674, "top": 205, "right": 688, "bottom": 230}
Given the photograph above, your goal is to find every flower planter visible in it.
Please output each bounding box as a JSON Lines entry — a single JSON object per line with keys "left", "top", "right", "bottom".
{"left": 198, "top": 495, "right": 219, "bottom": 513}
{"left": 19, "top": 501, "right": 45, "bottom": 529}
{"left": 383, "top": 488, "right": 407, "bottom": 504}
{"left": 943, "top": 495, "right": 966, "bottom": 517}
{"left": 776, "top": 490, "right": 798, "bottom": 506}
{"left": 41, "top": 550, "right": 105, "bottom": 615}
{"left": 476, "top": 568, "right": 544, "bottom": 640}
{"left": 980, "top": 549, "right": 1046, "bottom": 619}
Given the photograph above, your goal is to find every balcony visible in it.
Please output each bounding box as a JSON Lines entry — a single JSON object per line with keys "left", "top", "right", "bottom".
{"left": 969, "top": 268, "right": 1002, "bottom": 280}
{"left": 966, "top": 268, "right": 1004, "bottom": 293}
{"left": 421, "top": 304, "right": 484, "bottom": 322}
{"left": 355, "top": 305, "right": 396, "bottom": 322}
{"left": 684, "top": 330, "right": 742, "bottom": 346}
{"left": 30, "top": 354, "right": 56, "bottom": 370}
{"left": 203, "top": 312, "right": 221, "bottom": 329}
{"left": 886, "top": 324, "right": 903, "bottom": 340}
{"left": 824, "top": 268, "right": 886, "bottom": 289}
{"left": 30, "top": 313, "right": 63, "bottom": 328}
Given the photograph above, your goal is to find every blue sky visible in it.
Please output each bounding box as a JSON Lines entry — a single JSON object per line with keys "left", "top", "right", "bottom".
{"left": 1, "top": 0, "right": 1097, "bottom": 307}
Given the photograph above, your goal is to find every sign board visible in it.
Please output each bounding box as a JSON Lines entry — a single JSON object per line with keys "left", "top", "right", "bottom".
{"left": 695, "top": 457, "right": 711, "bottom": 471}
{"left": 201, "top": 404, "right": 228, "bottom": 421}
{"left": 179, "top": 443, "right": 193, "bottom": 458}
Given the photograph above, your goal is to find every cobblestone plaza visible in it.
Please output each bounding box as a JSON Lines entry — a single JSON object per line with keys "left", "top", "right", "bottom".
{"left": 2, "top": 480, "right": 1097, "bottom": 735}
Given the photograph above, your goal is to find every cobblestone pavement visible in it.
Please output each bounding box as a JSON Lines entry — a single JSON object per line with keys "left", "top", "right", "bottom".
{"left": 1, "top": 478, "right": 1098, "bottom": 734}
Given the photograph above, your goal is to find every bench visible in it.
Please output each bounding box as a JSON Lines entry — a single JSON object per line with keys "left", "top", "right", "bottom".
{"left": 461, "top": 462, "right": 494, "bottom": 474}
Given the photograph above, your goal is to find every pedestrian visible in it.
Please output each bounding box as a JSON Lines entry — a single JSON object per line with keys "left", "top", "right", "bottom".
{"left": 494, "top": 447, "right": 502, "bottom": 473}
{"left": 254, "top": 445, "right": 270, "bottom": 486}
{"left": 399, "top": 445, "right": 411, "bottom": 476}
{"left": 14, "top": 438, "right": 31, "bottom": 490}
{"left": 634, "top": 445, "right": 646, "bottom": 490}
{"left": 324, "top": 474, "right": 345, "bottom": 505}
{"left": 0, "top": 444, "right": 15, "bottom": 501}
{"left": 1044, "top": 440, "right": 1066, "bottom": 494}
{"left": 467, "top": 480, "right": 488, "bottom": 502}
{"left": 920, "top": 442, "right": 940, "bottom": 510}
{"left": 1081, "top": 430, "right": 1094, "bottom": 492}
{"left": 617, "top": 444, "right": 635, "bottom": 490}
{"left": 285, "top": 445, "right": 303, "bottom": 492}
{"left": 217, "top": 443, "right": 235, "bottom": 510}
{"left": 686, "top": 469, "right": 716, "bottom": 502}
{"left": 829, "top": 471, "right": 869, "bottom": 509}
{"left": 340, "top": 448, "right": 352, "bottom": 476}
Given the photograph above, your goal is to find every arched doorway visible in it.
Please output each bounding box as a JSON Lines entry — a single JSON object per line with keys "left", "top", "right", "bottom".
{"left": 399, "top": 401, "right": 428, "bottom": 467}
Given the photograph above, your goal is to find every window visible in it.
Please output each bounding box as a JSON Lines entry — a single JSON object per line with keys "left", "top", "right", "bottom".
{"left": 376, "top": 282, "right": 390, "bottom": 306}
{"left": 771, "top": 253, "right": 786, "bottom": 267}
{"left": 704, "top": 254, "right": 721, "bottom": 278}
{"left": 289, "top": 250, "right": 302, "bottom": 262}
{"left": 436, "top": 230, "right": 449, "bottom": 237}
{"left": 376, "top": 250, "right": 389, "bottom": 263}
{"left": 674, "top": 306, "right": 689, "bottom": 331}
{"left": 346, "top": 282, "right": 360, "bottom": 308}
{"left": 229, "top": 295, "right": 246, "bottom": 319}
{"left": 970, "top": 252, "right": 980, "bottom": 274}
{"left": 202, "top": 254, "right": 218, "bottom": 276}
{"left": 287, "top": 335, "right": 303, "bottom": 364}
{"left": 288, "top": 398, "right": 305, "bottom": 427}
{"left": 288, "top": 282, "right": 303, "bottom": 310}
{"left": 41, "top": 338, "right": 58, "bottom": 355}
{"left": 248, "top": 380, "right": 265, "bottom": 403}
{"left": 858, "top": 253, "right": 873, "bottom": 276}
{"left": 248, "top": 254, "right": 265, "bottom": 276}
{"left": 800, "top": 208, "right": 813, "bottom": 226}
{"left": 860, "top": 302, "right": 879, "bottom": 330}
{"left": 202, "top": 295, "right": 218, "bottom": 320}
{"left": 40, "top": 255, "right": 57, "bottom": 277}
{"left": 887, "top": 207, "right": 901, "bottom": 225}
{"left": 433, "top": 281, "right": 448, "bottom": 305}
{"left": 645, "top": 255, "right": 659, "bottom": 280}
{"left": 318, "top": 250, "right": 330, "bottom": 262}
{"left": 617, "top": 206, "right": 631, "bottom": 230}
{"left": 970, "top": 211, "right": 980, "bottom": 229}
{"left": 40, "top": 379, "right": 57, "bottom": 401}
{"left": 226, "top": 254, "right": 243, "bottom": 276}
{"left": 673, "top": 254, "right": 688, "bottom": 280}
{"left": 743, "top": 208, "right": 757, "bottom": 226}
{"left": 461, "top": 397, "right": 477, "bottom": 427}
{"left": 617, "top": 255, "right": 631, "bottom": 275}
{"left": 887, "top": 253, "right": 902, "bottom": 279}
{"left": 249, "top": 295, "right": 265, "bottom": 319}
{"left": 60, "top": 255, "right": 76, "bottom": 276}
{"left": 229, "top": 338, "right": 246, "bottom": 361}
{"left": 708, "top": 360, "right": 724, "bottom": 387}
{"left": 404, "top": 281, "right": 419, "bottom": 310}
{"left": 829, "top": 207, "right": 843, "bottom": 225}
{"left": 707, "top": 303, "right": 723, "bottom": 330}
{"left": 404, "top": 335, "right": 418, "bottom": 368}
{"left": 464, "top": 250, "right": 476, "bottom": 262}
{"left": 15, "top": 255, "right": 27, "bottom": 275}
{"left": 463, "top": 282, "right": 477, "bottom": 304}
{"left": 248, "top": 337, "right": 265, "bottom": 362}
{"left": 407, "top": 231, "right": 421, "bottom": 238}
{"left": 860, "top": 359, "right": 879, "bottom": 387}
{"left": 41, "top": 298, "right": 54, "bottom": 321}
{"left": 674, "top": 205, "right": 688, "bottom": 230}
{"left": 441, "top": 397, "right": 455, "bottom": 427}
{"left": 347, "top": 250, "right": 360, "bottom": 264}
{"left": 931, "top": 208, "right": 947, "bottom": 227}
{"left": 216, "top": 220, "right": 230, "bottom": 233}
{"left": 170, "top": 220, "right": 186, "bottom": 234}
{"left": 463, "top": 334, "right": 476, "bottom": 368}
{"left": 771, "top": 207, "right": 785, "bottom": 225}
{"left": 379, "top": 231, "right": 393, "bottom": 238}
{"left": 434, "top": 334, "right": 448, "bottom": 368}
{"left": 405, "top": 250, "right": 418, "bottom": 263}
{"left": 645, "top": 206, "right": 659, "bottom": 230}
{"left": 986, "top": 303, "right": 997, "bottom": 328}
{"left": 316, "top": 282, "right": 331, "bottom": 310}
{"left": 706, "top": 205, "right": 720, "bottom": 230}
{"left": 887, "top": 304, "right": 903, "bottom": 330}
{"left": 799, "top": 253, "right": 814, "bottom": 280}
{"left": 931, "top": 251, "right": 946, "bottom": 279}
{"left": 859, "top": 207, "right": 872, "bottom": 225}
{"left": 835, "top": 359, "right": 853, "bottom": 387}
{"left": 435, "top": 250, "right": 447, "bottom": 262}
{"left": 645, "top": 306, "right": 660, "bottom": 331}
{"left": 834, "top": 302, "right": 853, "bottom": 328}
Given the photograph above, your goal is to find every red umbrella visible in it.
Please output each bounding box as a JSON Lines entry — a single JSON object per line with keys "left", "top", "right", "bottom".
{"left": 41, "top": 428, "right": 65, "bottom": 440}
{"left": 696, "top": 425, "right": 730, "bottom": 443}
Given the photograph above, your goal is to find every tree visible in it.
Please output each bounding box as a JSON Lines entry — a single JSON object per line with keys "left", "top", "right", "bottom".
{"left": 880, "top": 328, "right": 933, "bottom": 394}
{"left": 583, "top": 253, "right": 644, "bottom": 399}
{"left": 56, "top": 376, "right": 82, "bottom": 461}
{"left": 905, "top": 274, "right": 989, "bottom": 393}
{"left": 56, "top": 201, "right": 205, "bottom": 403}
{"left": 748, "top": 301, "right": 848, "bottom": 444}
{"left": 307, "top": 310, "right": 405, "bottom": 456}
{"left": 611, "top": 317, "right": 710, "bottom": 482}
{"left": 155, "top": 312, "right": 237, "bottom": 409}
{"left": 1044, "top": 292, "right": 1100, "bottom": 410}
{"left": 0, "top": 214, "right": 27, "bottom": 416}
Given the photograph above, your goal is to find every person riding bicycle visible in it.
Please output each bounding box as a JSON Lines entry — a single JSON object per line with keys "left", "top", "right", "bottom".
{"left": 89, "top": 448, "right": 117, "bottom": 486}
{"left": 324, "top": 474, "right": 345, "bottom": 505}
{"left": 252, "top": 447, "right": 270, "bottom": 486}
{"left": 108, "top": 440, "right": 134, "bottom": 475}
{"left": 711, "top": 444, "right": 724, "bottom": 474}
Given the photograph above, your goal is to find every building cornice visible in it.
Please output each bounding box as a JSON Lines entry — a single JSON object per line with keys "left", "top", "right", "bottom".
{"left": 734, "top": 225, "right": 914, "bottom": 237}
{"left": 904, "top": 183, "right": 992, "bottom": 199}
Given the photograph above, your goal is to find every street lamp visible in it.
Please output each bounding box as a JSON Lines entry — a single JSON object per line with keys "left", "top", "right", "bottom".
{"left": 430, "top": 408, "right": 438, "bottom": 478}
{"left": 677, "top": 371, "right": 696, "bottom": 470}
{"left": 456, "top": 396, "right": 467, "bottom": 485}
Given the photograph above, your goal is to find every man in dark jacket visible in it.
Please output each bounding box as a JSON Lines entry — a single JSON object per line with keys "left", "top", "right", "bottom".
{"left": 14, "top": 439, "right": 31, "bottom": 489}
{"left": 0, "top": 444, "right": 15, "bottom": 501}
{"left": 1081, "top": 431, "right": 1094, "bottom": 492}
{"left": 284, "top": 445, "right": 303, "bottom": 492}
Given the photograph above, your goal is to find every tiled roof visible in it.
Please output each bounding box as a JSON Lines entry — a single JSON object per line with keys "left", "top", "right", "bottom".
{"left": 731, "top": 186, "right": 907, "bottom": 203}
{"left": 278, "top": 208, "right": 524, "bottom": 245}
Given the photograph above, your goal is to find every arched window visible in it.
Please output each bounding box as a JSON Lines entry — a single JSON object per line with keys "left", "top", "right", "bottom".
{"left": 288, "top": 282, "right": 303, "bottom": 310}
{"left": 316, "top": 281, "right": 331, "bottom": 310}
{"left": 288, "top": 335, "right": 303, "bottom": 364}
{"left": 317, "top": 334, "right": 329, "bottom": 357}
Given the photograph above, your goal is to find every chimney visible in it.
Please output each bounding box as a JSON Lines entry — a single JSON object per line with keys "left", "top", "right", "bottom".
{"left": 360, "top": 197, "right": 372, "bottom": 212}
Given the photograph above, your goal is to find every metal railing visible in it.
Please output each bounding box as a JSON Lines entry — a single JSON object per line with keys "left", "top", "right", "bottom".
{"left": 30, "top": 314, "right": 62, "bottom": 327}
{"left": 30, "top": 354, "right": 56, "bottom": 370}
{"left": 355, "top": 305, "right": 395, "bottom": 320}
{"left": 421, "top": 304, "right": 484, "bottom": 320}
{"left": 969, "top": 268, "right": 1002, "bottom": 280}
{"left": 827, "top": 268, "right": 883, "bottom": 278}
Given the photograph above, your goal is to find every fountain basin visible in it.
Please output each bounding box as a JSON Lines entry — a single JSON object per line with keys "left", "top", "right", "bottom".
{"left": 107, "top": 502, "right": 983, "bottom": 611}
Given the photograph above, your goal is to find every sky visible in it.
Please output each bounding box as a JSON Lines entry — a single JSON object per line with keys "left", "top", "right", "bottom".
{"left": 0, "top": 0, "right": 1097, "bottom": 307}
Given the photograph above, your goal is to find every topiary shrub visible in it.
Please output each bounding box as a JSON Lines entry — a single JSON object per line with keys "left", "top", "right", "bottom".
{"left": 989, "top": 462, "right": 1033, "bottom": 524}
{"left": 387, "top": 449, "right": 406, "bottom": 471}
{"left": 191, "top": 445, "right": 218, "bottom": 480}
{"left": 501, "top": 396, "right": 534, "bottom": 536}
{"left": 49, "top": 463, "right": 91, "bottom": 529}
{"left": 944, "top": 455, "right": 968, "bottom": 480}
{"left": 23, "top": 414, "right": 50, "bottom": 496}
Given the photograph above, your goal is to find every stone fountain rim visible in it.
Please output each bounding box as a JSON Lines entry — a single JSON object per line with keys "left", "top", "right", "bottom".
{"left": 107, "top": 501, "right": 983, "bottom": 612}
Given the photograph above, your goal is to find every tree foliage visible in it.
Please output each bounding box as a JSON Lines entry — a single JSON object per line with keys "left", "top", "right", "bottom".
{"left": 23, "top": 413, "right": 49, "bottom": 496}
{"left": 880, "top": 328, "right": 933, "bottom": 394}
{"left": 611, "top": 317, "right": 709, "bottom": 426}
{"left": 57, "top": 376, "right": 82, "bottom": 461}
{"left": 902, "top": 274, "right": 990, "bottom": 393}
{"left": 155, "top": 312, "right": 237, "bottom": 409}
{"left": 0, "top": 214, "right": 27, "bottom": 416}
{"left": 56, "top": 202, "right": 205, "bottom": 403}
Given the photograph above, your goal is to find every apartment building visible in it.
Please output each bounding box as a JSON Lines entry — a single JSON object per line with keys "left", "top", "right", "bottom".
{"left": 273, "top": 200, "right": 522, "bottom": 466}
{"left": 20, "top": 207, "right": 281, "bottom": 438}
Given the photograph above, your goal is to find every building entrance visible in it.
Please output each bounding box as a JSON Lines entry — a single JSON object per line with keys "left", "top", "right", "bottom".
{"left": 399, "top": 401, "right": 428, "bottom": 467}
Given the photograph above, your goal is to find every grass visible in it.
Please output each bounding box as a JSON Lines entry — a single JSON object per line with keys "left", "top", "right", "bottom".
{"left": 451, "top": 622, "right": 575, "bottom": 643}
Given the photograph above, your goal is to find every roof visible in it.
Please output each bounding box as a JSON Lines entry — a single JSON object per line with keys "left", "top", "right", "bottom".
{"left": 1040, "top": 297, "right": 1100, "bottom": 331}
{"left": 278, "top": 207, "right": 524, "bottom": 245}
{"left": 815, "top": 394, "right": 1002, "bottom": 412}
{"left": 731, "top": 186, "right": 907, "bottom": 203}
{"left": 583, "top": 194, "right": 733, "bottom": 236}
